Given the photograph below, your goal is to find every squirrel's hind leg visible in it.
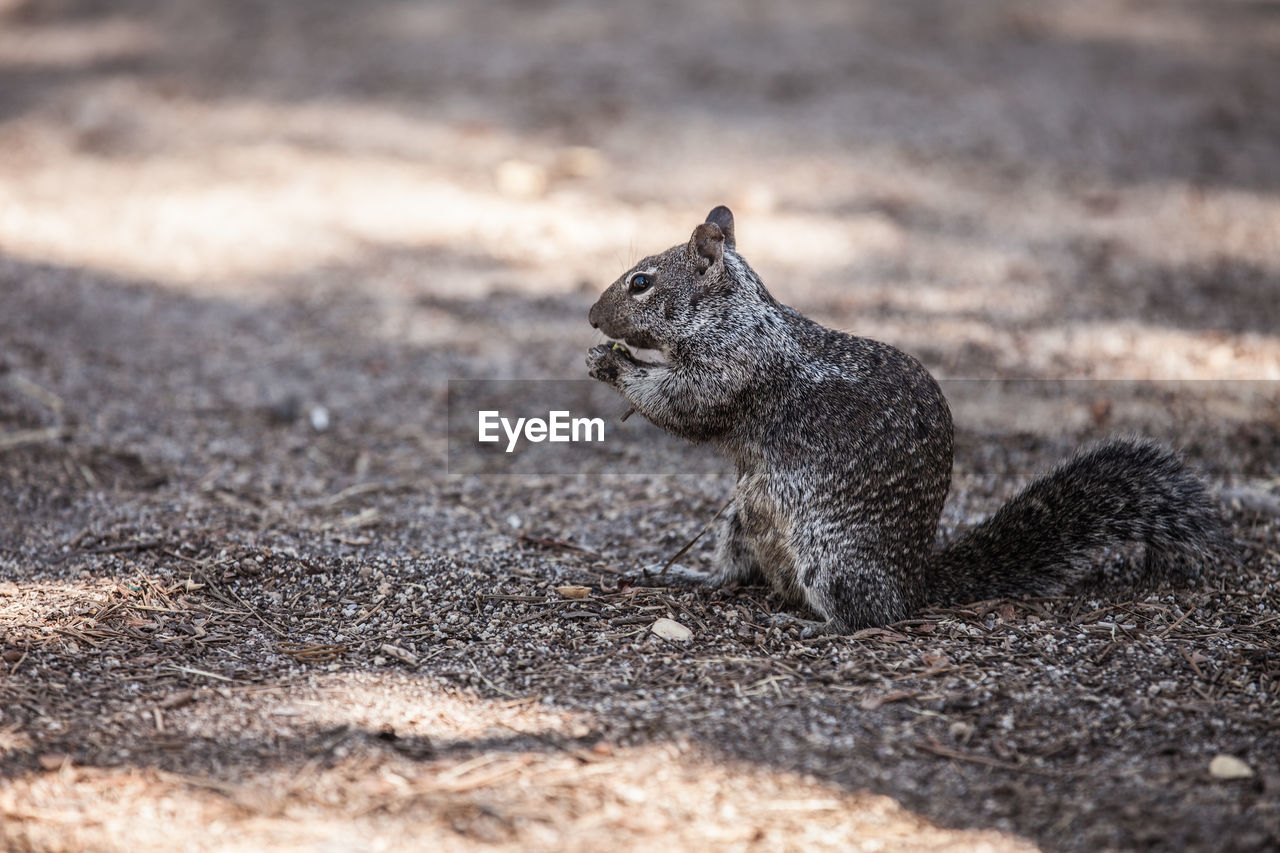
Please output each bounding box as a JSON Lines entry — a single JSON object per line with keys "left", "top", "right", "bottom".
{"left": 796, "top": 546, "right": 919, "bottom": 633}
{"left": 711, "top": 502, "right": 768, "bottom": 586}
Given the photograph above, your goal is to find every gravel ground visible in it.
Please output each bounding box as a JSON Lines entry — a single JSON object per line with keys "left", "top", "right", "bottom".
{"left": 1, "top": 1, "right": 1279, "bottom": 851}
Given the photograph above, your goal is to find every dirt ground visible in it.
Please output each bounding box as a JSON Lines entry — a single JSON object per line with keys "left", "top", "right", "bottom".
{"left": 2, "top": 1, "right": 1279, "bottom": 850}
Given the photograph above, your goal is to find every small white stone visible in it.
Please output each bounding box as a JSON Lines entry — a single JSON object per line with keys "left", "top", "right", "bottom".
{"left": 651, "top": 617, "right": 693, "bottom": 643}
{"left": 1209, "top": 755, "right": 1254, "bottom": 780}
{"left": 309, "top": 405, "right": 330, "bottom": 431}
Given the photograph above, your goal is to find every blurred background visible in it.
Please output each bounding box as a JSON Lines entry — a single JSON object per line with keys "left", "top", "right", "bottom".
{"left": 3, "top": 0, "right": 1278, "bottom": 378}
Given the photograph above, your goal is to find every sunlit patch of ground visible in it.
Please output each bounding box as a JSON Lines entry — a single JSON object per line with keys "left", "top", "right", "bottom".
{"left": 3, "top": 741, "right": 1038, "bottom": 853}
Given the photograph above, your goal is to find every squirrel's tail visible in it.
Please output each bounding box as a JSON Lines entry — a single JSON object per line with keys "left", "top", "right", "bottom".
{"left": 928, "top": 437, "right": 1229, "bottom": 605}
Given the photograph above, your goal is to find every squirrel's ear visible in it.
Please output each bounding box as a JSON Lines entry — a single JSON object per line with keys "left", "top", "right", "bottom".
{"left": 704, "top": 206, "right": 735, "bottom": 249}
{"left": 688, "top": 222, "right": 724, "bottom": 271}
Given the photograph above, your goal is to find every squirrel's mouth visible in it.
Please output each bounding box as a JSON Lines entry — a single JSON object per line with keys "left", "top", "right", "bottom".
{"left": 611, "top": 338, "right": 666, "bottom": 368}
{"left": 619, "top": 330, "right": 661, "bottom": 352}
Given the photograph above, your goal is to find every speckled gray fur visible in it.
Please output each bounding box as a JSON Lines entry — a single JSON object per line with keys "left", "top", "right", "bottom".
{"left": 587, "top": 207, "right": 1228, "bottom": 633}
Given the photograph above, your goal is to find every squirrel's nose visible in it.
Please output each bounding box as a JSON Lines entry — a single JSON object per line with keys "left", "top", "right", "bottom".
{"left": 588, "top": 302, "right": 600, "bottom": 329}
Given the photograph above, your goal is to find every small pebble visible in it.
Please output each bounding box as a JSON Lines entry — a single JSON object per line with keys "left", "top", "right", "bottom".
{"left": 651, "top": 617, "right": 692, "bottom": 643}
{"left": 309, "top": 406, "right": 330, "bottom": 432}
{"left": 1209, "top": 755, "right": 1254, "bottom": 780}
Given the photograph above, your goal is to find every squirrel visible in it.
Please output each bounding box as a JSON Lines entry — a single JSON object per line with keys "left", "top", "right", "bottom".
{"left": 586, "top": 206, "right": 1229, "bottom": 634}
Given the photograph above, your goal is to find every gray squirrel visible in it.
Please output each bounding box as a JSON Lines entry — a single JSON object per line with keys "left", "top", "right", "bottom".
{"left": 586, "top": 206, "right": 1228, "bottom": 634}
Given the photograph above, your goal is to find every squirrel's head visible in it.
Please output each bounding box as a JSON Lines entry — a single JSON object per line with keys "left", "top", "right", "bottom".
{"left": 589, "top": 206, "right": 764, "bottom": 357}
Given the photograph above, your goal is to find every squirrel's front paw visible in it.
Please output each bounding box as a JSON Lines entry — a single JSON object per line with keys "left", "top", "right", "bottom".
{"left": 586, "top": 342, "right": 634, "bottom": 386}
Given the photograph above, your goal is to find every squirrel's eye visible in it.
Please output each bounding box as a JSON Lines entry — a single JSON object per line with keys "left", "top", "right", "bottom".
{"left": 628, "top": 273, "right": 653, "bottom": 294}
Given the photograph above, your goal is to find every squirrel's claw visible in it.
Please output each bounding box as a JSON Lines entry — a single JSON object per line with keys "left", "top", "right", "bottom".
{"left": 586, "top": 342, "right": 633, "bottom": 386}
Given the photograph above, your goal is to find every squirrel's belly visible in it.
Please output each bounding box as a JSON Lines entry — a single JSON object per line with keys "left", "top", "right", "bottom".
{"left": 736, "top": 474, "right": 805, "bottom": 608}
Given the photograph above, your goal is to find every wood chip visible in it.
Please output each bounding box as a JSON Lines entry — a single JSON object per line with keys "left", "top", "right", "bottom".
{"left": 0, "top": 426, "right": 64, "bottom": 452}
{"left": 158, "top": 689, "right": 197, "bottom": 710}
{"left": 860, "top": 690, "right": 915, "bottom": 711}
{"left": 379, "top": 643, "right": 419, "bottom": 666}
{"left": 850, "top": 627, "right": 910, "bottom": 643}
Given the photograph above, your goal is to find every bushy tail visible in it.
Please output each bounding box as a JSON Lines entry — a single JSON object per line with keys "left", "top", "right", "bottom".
{"left": 928, "top": 437, "right": 1229, "bottom": 605}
